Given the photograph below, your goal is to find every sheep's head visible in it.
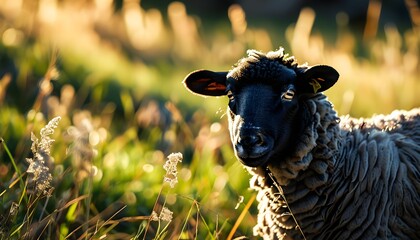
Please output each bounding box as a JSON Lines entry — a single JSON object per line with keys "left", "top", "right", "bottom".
{"left": 183, "top": 49, "right": 339, "bottom": 167}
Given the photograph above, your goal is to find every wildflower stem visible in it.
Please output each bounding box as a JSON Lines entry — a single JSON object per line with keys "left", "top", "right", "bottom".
{"left": 195, "top": 202, "right": 201, "bottom": 239}
{"left": 143, "top": 185, "right": 164, "bottom": 240}
{"left": 154, "top": 197, "right": 166, "bottom": 238}
{"left": 178, "top": 201, "right": 195, "bottom": 240}
{"left": 199, "top": 214, "right": 214, "bottom": 240}
{"left": 157, "top": 221, "right": 171, "bottom": 239}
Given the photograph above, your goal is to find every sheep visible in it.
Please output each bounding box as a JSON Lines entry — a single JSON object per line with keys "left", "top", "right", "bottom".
{"left": 183, "top": 47, "right": 420, "bottom": 239}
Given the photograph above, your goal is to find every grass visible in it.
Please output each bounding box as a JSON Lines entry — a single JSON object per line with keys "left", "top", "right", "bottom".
{"left": 0, "top": 0, "right": 419, "bottom": 239}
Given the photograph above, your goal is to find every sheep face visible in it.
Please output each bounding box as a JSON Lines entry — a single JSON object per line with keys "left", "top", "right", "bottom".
{"left": 225, "top": 80, "right": 298, "bottom": 167}
{"left": 183, "top": 49, "right": 339, "bottom": 167}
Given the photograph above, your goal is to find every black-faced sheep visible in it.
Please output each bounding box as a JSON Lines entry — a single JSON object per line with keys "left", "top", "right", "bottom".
{"left": 183, "top": 48, "right": 420, "bottom": 239}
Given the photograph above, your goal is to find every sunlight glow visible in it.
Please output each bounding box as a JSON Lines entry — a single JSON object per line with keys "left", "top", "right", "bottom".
{"left": 228, "top": 4, "right": 247, "bottom": 36}
{"left": 38, "top": 0, "right": 57, "bottom": 23}
{"left": 2, "top": 28, "right": 23, "bottom": 46}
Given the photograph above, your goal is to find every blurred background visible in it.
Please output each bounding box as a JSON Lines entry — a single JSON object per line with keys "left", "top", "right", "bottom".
{"left": 0, "top": 0, "right": 419, "bottom": 239}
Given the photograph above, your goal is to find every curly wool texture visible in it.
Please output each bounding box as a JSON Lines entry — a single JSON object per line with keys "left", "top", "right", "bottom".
{"left": 247, "top": 94, "right": 420, "bottom": 239}
{"left": 227, "top": 49, "right": 305, "bottom": 86}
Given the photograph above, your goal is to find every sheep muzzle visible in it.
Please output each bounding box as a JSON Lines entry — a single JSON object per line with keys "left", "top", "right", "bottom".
{"left": 234, "top": 128, "right": 274, "bottom": 167}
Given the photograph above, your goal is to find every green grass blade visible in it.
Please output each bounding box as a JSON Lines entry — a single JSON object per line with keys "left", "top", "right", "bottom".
{"left": 1, "top": 138, "right": 21, "bottom": 176}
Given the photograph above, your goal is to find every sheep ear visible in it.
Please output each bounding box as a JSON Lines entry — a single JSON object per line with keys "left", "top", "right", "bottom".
{"left": 297, "top": 65, "right": 339, "bottom": 94}
{"left": 183, "top": 70, "right": 228, "bottom": 97}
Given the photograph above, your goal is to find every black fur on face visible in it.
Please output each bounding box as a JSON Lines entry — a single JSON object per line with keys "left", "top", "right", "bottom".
{"left": 221, "top": 50, "right": 313, "bottom": 167}
{"left": 225, "top": 63, "right": 302, "bottom": 166}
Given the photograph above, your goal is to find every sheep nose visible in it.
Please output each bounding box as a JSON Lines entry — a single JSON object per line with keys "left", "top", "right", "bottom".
{"left": 233, "top": 129, "right": 274, "bottom": 167}
{"left": 235, "top": 131, "right": 270, "bottom": 160}
{"left": 239, "top": 134, "right": 264, "bottom": 147}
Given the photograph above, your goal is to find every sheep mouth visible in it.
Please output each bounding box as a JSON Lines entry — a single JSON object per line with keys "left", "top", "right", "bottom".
{"left": 234, "top": 143, "right": 273, "bottom": 167}
{"left": 237, "top": 154, "right": 271, "bottom": 167}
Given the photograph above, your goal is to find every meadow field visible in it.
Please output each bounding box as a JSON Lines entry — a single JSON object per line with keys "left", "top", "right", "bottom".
{"left": 0, "top": 0, "right": 419, "bottom": 239}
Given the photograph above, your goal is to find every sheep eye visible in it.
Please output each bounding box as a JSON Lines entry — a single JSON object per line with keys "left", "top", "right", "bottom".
{"left": 227, "top": 90, "right": 235, "bottom": 100}
{"left": 282, "top": 89, "right": 295, "bottom": 101}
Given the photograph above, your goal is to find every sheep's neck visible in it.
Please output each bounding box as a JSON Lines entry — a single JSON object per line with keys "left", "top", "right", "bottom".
{"left": 247, "top": 95, "right": 342, "bottom": 237}
{"left": 267, "top": 94, "right": 340, "bottom": 186}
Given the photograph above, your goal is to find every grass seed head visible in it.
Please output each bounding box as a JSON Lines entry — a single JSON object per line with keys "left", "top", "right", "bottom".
{"left": 163, "top": 152, "right": 183, "bottom": 188}
{"left": 26, "top": 116, "right": 61, "bottom": 196}
{"left": 159, "top": 206, "right": 173, "bottom": 222}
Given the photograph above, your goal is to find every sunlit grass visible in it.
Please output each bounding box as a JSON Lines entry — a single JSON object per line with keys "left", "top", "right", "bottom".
{"left": 0, "top": 0, "right": 418, "bottom": 239}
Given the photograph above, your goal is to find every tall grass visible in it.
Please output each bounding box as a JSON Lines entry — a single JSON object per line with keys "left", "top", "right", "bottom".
{"left": 0, "top": 0, "right": 419, "bottom": 239}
